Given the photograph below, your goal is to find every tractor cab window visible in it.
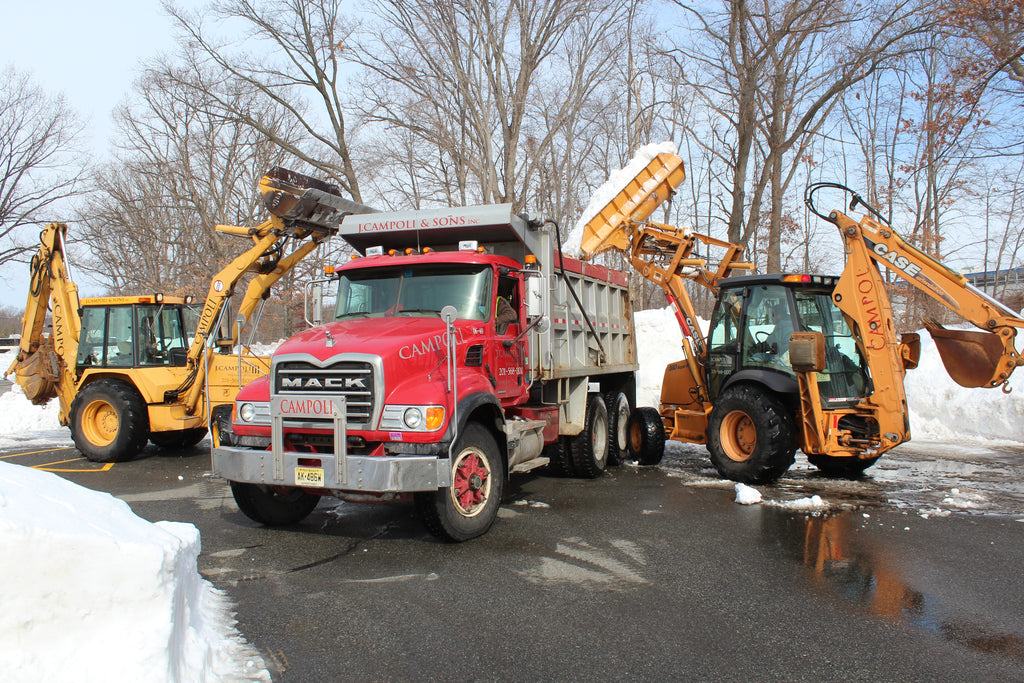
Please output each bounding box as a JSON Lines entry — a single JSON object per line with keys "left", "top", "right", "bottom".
{"left": 136, "top": 305, "right": 188, "bottom": 366}
{"left": 793, "top": 290, "right": 870, "bottom": 404}
{"left": 743, "top": 286, "right": 796, "bottom": 372}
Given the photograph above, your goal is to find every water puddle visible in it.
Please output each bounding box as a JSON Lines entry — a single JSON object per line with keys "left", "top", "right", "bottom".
{"left": 763, "top": 509, "right": 1024, "bottom": 661}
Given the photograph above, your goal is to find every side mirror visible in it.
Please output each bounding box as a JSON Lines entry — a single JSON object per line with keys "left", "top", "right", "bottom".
{"left": 789, "top": 331, "right": 826, "bottom": 373}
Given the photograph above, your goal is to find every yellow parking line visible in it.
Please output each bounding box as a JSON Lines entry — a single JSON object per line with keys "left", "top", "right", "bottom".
{"left": 37, "top": 463, "right": 114, "bottom": 473}
{"left": 1, "top": 448, "right": 71, "bottom": 460}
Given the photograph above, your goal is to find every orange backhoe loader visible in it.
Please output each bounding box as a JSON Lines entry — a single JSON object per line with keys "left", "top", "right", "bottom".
{"left": 580, "top": 153, "right": 1024, "bottom": 482}
{"left": 6, "top": 167, "right": 374, "bottom": 463}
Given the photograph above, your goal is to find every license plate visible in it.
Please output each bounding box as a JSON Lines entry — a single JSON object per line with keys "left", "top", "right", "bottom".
{"left": 295, "top": 467, "right": 324, "bottom": 487}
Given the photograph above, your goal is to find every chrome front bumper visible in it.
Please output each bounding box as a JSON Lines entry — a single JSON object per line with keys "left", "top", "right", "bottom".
{"left": 213, "top": 445, "right": 451, "bottom": 492}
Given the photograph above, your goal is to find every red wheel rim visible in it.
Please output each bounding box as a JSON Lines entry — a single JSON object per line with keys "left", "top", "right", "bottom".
{"left": 450, "top": 449, "right": 491, "bottom": 517}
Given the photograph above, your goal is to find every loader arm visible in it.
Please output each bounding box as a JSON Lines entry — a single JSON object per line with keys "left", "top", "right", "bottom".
{"left": 6, "top": 223, "right": 82, "bottom": 421}
{"left": 174, "top": 167, "right": 377, "bottom": 415}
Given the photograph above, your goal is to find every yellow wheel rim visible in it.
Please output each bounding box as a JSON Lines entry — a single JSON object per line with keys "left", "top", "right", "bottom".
{"left": 81, "top": 399, "right": 119, "bottom": 447}
{"left": 721, "top": 410, "right": 756, "bottom": 462}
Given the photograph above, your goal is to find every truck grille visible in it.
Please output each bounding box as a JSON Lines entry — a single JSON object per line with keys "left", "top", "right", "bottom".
{"left": 274, "top": 360, "right": 375, "bottom": 426}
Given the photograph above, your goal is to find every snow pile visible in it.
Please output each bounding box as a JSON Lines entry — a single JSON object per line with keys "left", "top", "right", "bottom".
{"left": 634, "top": 306, "right": 688, "bottom": 410}
{"left": 0, "top": 462, "right": 269, "bottom": 682}
{"left": 903, "top": 325, "right": 1024, "bottom": 442}
{"left": 562, "top": 141, "right": 679, "bottom": 257}
{"left": 734, "top": 483, "right": 763, "bottom": 505}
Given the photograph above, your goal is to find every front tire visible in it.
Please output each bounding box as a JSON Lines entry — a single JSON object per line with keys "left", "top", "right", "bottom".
{"left": 627, "top": 407, "right": 665, "bottom": 465}
{"left": 149, "top": 428, "right": 208, "bottom": 449}
{"left": 417, "top": 423, "right": 505, "bottom": 542}
{"left": 230, "top": 482, "right": 320, "bottom": 525}
{"left": 707, "top": 384, "right": 796, "bottom": 484}
{"left": 69, "top": 379, "right": 150, "bottom": 462}
{"left": 808, "top": 453, "right": 880, "bottom": 478}
{"left": 570, "top": 394, "right": 610, "bottom": 478}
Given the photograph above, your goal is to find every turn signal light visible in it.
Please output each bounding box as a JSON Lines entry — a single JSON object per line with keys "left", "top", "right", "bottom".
{"left": 426, "top": 406, "right": 445, "bottom": 431}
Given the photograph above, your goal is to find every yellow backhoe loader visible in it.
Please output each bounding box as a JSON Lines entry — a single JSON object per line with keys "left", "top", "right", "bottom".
{"left": 579, "top": 153, "right": 1024, "bottom": 482}
{"left": 6, "top": 167, "right": 374, "bottom": 462}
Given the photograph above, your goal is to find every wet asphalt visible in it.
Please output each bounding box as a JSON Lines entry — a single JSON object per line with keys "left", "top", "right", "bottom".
{"left": 3, "top": 440, "right": 1024, "bottom": 681}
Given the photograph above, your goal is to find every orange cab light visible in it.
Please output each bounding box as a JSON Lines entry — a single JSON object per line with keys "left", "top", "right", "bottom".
{"left": 325, "top": 265, "right": 336, "bottom": 274}
{"left": 525, "top": 254, "right": 537, "bottom": 265}
{"left": 782, "top": 274, "right": 812, "bottom": 283}
{"left": 423, "top": 247, "right": 433, "bottom": 254}
{"left": 477, "top": 246, "right": 485, "bottom": 253}
{"left": 405, "top": 248, "right": 416, "bottom": 255}
{"left": 350, "top": 254, "right": 359, "bottom": 260}
{"left": 388, "top": 249, "right": 397, "bottom": 256}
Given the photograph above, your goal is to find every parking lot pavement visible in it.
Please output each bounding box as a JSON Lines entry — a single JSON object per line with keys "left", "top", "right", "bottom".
{"left": 4, "top": 442, "right": 1024, "bottom": 681}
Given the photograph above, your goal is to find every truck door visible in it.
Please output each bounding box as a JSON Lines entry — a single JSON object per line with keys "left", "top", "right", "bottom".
{"left": 492, "top": 271, "right": 527, "bottom": 404}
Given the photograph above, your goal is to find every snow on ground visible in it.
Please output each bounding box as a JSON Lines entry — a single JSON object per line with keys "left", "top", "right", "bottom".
{"left": 2, "top": 347, "right": 268, "bottom": 681}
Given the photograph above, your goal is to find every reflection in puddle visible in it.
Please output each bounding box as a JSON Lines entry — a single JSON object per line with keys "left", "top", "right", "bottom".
{"left": 765, "top": 510, "right": 1024, "bottom": 661}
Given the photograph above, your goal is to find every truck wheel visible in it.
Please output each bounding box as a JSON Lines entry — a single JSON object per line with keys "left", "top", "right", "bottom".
{"left": 604, "top": 391, "right": 631, "bottom": 466}
{"left": 149, "top": 428, "right": 208, "bottom": 449}
{"left": 544, "top": 437, "right": 575, "bottom": 477}
{"left": 808, "top": 453, "right": 880, "bottom": 478}
{"left": 707, "top": 384, "right": 796, "bottom": 484}
{"left": 230, "top": 482, "right": 320, "bottom": 525}
{"left": 627, "top": 407, "right": 665, "bottom": 465}
{"left": 416, "top": 423, "right": 504, "bottom": 542}
{"left": 69, "top": 379, "right": 150, "bottom": 462}
{"left": 570, "top": 394, "right": 610, "bottom": 478}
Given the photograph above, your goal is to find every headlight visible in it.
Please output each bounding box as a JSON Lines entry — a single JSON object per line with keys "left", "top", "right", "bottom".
{"left": 403, "top": 407, "right": 423, "bottom": 429}
{"left": 238, "top": 403, "right": 256, "bottom": 422}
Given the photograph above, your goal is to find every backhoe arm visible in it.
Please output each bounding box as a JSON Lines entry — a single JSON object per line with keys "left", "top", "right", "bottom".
{"left": 812, "top": 187, "right": 1024, "bottom": 390}
{"left": 6, "top": 223, "right": 82, "bottom": 420}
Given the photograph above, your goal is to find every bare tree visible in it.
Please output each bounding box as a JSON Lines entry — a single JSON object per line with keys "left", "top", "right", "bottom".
{"left": 76, "top": 63, "right": 305, "bottom": 296}
{"left": 0, "top": 66, "right": 86, "bottom": 266}
{"left": 668, "top": 0, "right": 929, "bottom": 271}
{"left": 354, "top": 0, "right": 633, "bottom": 215}
{"left": 164, "top": 0, "right": 364, "bottom": 201}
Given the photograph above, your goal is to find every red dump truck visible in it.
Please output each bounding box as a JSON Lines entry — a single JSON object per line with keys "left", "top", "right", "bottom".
{"left": 212, "top": 203, "right": 639, "bottom": 540}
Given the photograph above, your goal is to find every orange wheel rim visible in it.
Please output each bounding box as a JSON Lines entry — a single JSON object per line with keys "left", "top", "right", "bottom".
{"left": 721, "top": 410, "right": 755, "bottom": 462}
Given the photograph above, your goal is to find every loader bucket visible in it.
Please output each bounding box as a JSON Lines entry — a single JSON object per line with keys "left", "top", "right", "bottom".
{"left": 924, "top": 319, "right": 1006, "bottom": 388}
{"left": 579, "top": 152, "right": 686, "bottom": 257}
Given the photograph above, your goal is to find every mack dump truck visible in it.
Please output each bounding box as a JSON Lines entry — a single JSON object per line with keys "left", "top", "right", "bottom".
{"left": 212, "top": 203, "right": 639, "bottom": 541}
{"left": 6, "top": 168, "right": 372, "bottom": 462}
{"left": 577, "top": 151, "right": 1024, "bottom": 484}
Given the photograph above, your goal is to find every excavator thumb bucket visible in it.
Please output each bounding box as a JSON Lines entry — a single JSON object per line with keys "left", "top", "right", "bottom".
{"left": 579, "top": 152, "right": 686, "bottom": 257}
{"left": 923, "top": 318, "right": 1006, "bottom": 388}
{"left": 260, "top": 167, "right": 376, "bottom": 231}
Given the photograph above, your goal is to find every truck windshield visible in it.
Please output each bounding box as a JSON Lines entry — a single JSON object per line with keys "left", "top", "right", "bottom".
{"left": 334, "top": 264, "right": 492, "bottom": 321}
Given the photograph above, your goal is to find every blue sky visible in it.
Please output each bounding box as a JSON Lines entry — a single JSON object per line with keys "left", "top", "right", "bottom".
{"left": 0, "top": 1, "right": 197, "bottom": 308}
{"left": 1, "top": 0, "right": 189, "bottom": 154}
